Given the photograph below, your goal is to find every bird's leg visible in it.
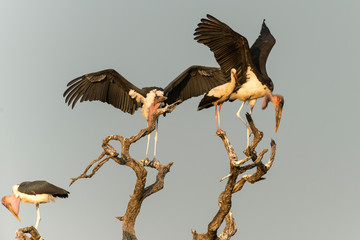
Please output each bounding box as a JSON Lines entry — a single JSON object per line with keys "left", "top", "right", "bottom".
{"left": 153, "top": 119, "right": 159, "bottom": 161}
{"left": 218, "top": 104, "right": 222, "bottom": 130}
{"left": 236, "top": 101, "right": 250, "bottom": 130}
{"left": 215, "top": 105, "right": 219, "bottom": 132}
{"left": 145, "top": 133, "right": 151, "bottom": 161}
{"left": 35, "top": 203, "right": 41, "bottom": 229}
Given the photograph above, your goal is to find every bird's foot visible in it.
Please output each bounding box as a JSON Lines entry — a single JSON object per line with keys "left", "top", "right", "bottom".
{"left": 141, "top": 157, "right": 150, "bottom": 166}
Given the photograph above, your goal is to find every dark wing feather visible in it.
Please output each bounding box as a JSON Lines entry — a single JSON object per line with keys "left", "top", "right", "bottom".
{"left": 18, "top": 181, "right": 69, "bottom": 198}
{"left": 163, "top": 65, "right": 227, "bottom": 104}
{"left": 250, "top": 20, "right": 276, "bottom": 78}
{"left": 63, "top": 69, "right": 144, "bottom": 115}
{"left": 194, "top": 14, "right": 253, "bottom": 85}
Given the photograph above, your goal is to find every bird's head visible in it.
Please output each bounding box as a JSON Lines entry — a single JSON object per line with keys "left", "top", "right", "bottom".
{"left": 155, "top": 94, "right": 168, "bottom": 104}
{"left": 2, "top": 194, "right": 21, "bottom": 221}
{"left": 262, "top": 92, "right": 284, "bottom": 132}
{"left": 231, "top": 68, "right": 238, "bottom": 80}
{"left": 153, "top": 91, "right": 167, "bottom": 107}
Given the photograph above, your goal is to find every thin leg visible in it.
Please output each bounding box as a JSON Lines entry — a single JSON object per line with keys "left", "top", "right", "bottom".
{"left": 145, "top": 133, "right": 151, "bottom": 160}
{"left": 35, "top": 204, "right": 41, "bottom": 229}
{"left": 236, "top": 101, "right": 252, "bottom": 147}
{"left": 215, "top": 105, "right": 218, "bottom": 131}
{"left": 153, "top": 119, "right": 158, "bottom": 160}
{"left": 218, "top": 104, "right": 222, "bottom": 130}
{"left": 236, "top": 101, "right": 248, "bottom": 127}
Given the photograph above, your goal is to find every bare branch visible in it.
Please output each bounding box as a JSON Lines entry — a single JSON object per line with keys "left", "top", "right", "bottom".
{"left": 69, "top": 153, "right": 111, "bottom": 186}
{"left": 15, "top": 226, "right": 43, "bottom": 240}
{"left": 68, "top": 101, "right": 180, "bottom": 240}
{"left": 192, "top": 112, "right": 278, "bottom": 240}
{"left": 218, "top": 211, "right": 237, "bottom": 240}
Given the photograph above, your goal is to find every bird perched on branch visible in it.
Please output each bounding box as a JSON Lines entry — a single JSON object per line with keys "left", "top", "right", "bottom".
{"left": 194, "top": 14, "right": 284, "bottom": 144}
{"left": 64, "top": 65, "right": 227, "bottom": 160}
{"left": 198, "top": 68, "right": 237, "bottom": 132}
{"left": 2, "top": 180, "right": 69, "bottom": 229}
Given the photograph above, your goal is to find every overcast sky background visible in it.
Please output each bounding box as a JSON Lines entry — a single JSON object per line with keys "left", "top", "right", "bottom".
{"left": 1, "top": 1, "right": 359, "bottom": 239}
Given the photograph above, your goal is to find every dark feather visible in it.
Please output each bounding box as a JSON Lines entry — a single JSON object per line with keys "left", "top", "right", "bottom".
{"left": 63, "top": 69, "right": 144, "bottom": 115}
{"left": 164, "top": 65, "right": 227, "bottom": 105}
{"left": 250, "top": 19, "right": 276, "bottom": 80}
{"left": 18, "top": 181, "right": 69, "bottom": 198}
{"left": 198, "top": 95, "right": 219, "bottom": 110}
{"left": 194, "top": 15, "right": 276, "bottom": 90}
{"left": 194, "top": 14, "right": 252, "bottom": 85}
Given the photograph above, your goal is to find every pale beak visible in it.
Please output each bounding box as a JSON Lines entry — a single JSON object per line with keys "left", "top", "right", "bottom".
{"left": 2, "top": 195, "right": 21, "bottom": 221}
{"left": 273, "top": 95, "right": 284, "bottom": 132}
{"left": 156, "top": 96, "right": 167, "bottom": 103}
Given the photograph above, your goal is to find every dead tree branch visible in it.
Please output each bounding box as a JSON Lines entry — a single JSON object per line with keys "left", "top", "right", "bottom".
{"left": 15, "top": 226, "right": 43, "bottom": 240}
{"left": 191, "top": 113, "right": 277, "bottom": 240}
{"left": 69, "top": 101, "right": 181, "bottom": 240}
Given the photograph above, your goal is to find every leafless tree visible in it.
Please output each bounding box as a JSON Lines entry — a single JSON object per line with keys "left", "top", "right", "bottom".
{"left": 191, "top": 113, "right": 277, "bottom": 240}
{"left": 15, "top": 106, "right": 277, "bottom": 240}
{"left": 68, "top": 100, "right": 181, "bottom": 240}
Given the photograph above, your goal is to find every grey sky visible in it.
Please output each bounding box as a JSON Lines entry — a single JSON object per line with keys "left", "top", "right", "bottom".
{"left": 1, "top": 0, "right": 359, "bottom": 239}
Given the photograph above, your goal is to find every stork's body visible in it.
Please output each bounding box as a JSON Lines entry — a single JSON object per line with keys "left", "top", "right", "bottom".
{"left": 64, "top": 65, "right": 227, "bottom": 160}
{"left": 194, "top": 15, "right": 284, "bottom": 144}
{"left": 198, "top": 68, "right": 237, "bottom": 132}
{"left": 2, "top": 181, "right": 69, "bottom": 229}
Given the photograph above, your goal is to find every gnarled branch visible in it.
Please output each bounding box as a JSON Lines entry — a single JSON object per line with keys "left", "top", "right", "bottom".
{"left": 192, "top": 113, "right": 277, "bottom": 240}
{"left": 15, "top": 226, "right": 43, "bottom": 240}
{"left": 69, "top": 101, "right": 181, "bottom": 240}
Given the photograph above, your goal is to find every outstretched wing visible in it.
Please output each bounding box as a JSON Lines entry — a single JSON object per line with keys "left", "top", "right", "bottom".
{"left": 194, "top": 14, "right": 253, "bottom": 85}
{"left": 18, "top": 181, "right": 69, "bottom": 198}
{"left": 250, "top": 20, "right": 276, "bottom": 78}
{"left": 63, "top": 69, "right": 144, "bottom": 115}
{"left": 163, "top": 65, "right": 227, "bottom": 105}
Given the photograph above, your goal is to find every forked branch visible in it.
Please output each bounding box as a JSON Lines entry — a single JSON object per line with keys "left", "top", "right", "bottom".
{"left": 192, "top": 113, "right": 277, "bottom": 240}
{"left": 69, "top": 101, "right": 181, "bottom": 240}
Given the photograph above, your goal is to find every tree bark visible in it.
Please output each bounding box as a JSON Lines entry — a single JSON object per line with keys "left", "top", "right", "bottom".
{"left": 16, "top": 226, "right": 43, "bottom": 240}
{"left": 70, "top": 101, "right": 181, "bottom": 240}
{"left": 191, "top": 113, "right": 277, "bottom": 240}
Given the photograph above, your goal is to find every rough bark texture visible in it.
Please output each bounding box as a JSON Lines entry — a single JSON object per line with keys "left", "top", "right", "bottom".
{"left": 191, "top": 113, "right": 277, "bottom": 240}
{"left": 70, "top": 101, "right": 181, "bottom": 240}
{"left": 15, "top": 226, "right": 43, "bottom": 240}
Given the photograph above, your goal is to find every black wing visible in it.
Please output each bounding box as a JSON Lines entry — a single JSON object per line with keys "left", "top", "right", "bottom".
{"left": 163, "top": 65, "right": 227, "bottom": 105}
{"left": 63, "top": 69, "right": 144, "bottom": 115}
{"left": 18, "top": 181, "right": 69, "bottom": 198}
{"left": 194, "top": 14, "right": 253, "bottom": 85}
{"left": 250, "top": 20, "right": 276, "bottom": 78}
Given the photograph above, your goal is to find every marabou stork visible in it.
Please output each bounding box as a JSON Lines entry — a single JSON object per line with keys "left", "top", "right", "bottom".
{"left": 198, "top": 68, "right": 237, "bottom": 132}
{"left": 64, "top": 65, "right": 227, "bottom": 160}
{"left": 2, "top": 181, "right": 69, "bottom": 229}
{"left": 194, "top": 15, "right": 284, "bottom": 145}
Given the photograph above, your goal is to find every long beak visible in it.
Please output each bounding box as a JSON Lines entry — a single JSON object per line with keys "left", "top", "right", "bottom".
{"left": 2, "top": 195, "right": 21, "bottom": 221}
{"left": 156, "top": 96, "right": 167, "bottom": 103}
{"left": 274, "top": 95, "right": 284, "bottom": 132}
{"left": 275, "top": 103, "right": 283, "bottom": 132}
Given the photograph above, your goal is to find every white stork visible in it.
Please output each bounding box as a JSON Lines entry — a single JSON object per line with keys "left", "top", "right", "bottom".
{"left": 198, "top": 68, "right": 237, "bottom": 132}
{"left": 2, "top": 180, "right": 69, "bottom": 229}
{"left": 194, "top": 14, "right": 284, "bottom": 145}
{"left": 63, "top": 65, "right": 228, "bottom": 160}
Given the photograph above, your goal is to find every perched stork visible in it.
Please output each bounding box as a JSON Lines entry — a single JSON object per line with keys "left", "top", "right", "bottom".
{"left": 64, "top": 65, "right": 227, "bottom": 160}
{"left": 198, "top": 68, "right": 237, "bottom": 132}
{"left": 2, "top": 180, "right": 69, "bottom": 229}
{"left": 194, "top": 15, "right": 284, "bottom": 144}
